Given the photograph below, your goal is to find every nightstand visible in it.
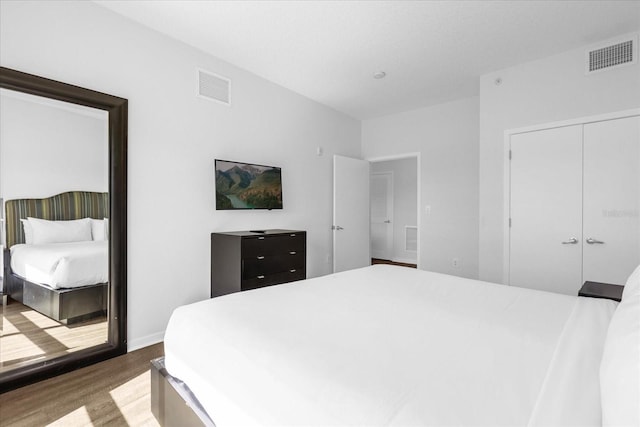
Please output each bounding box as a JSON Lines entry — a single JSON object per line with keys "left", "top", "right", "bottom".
{"left": 578, "top": 281, "right": 624, "bottom": 302}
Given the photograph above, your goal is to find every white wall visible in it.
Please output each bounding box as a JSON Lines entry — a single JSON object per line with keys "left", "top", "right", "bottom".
{"left": 362, "top": 97, "right": 479, "bottom": 279}
{"left": 371, "top": 158, "right": 417, "bottom": 263}
{"left": 0, "top": 1, "right": 361, "bottom": 349}
{"left": 479, "top": 36, "right": 640, "bottom": 284}
{"left": 0, "top": 91, "right": 108, "bottom": 201}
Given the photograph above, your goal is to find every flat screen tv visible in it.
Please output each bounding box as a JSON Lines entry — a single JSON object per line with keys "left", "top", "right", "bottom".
{"left": 215, "top": 159, "right": 283, "bottom": 210}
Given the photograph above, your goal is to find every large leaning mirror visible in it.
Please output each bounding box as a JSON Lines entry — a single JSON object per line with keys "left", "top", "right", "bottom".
{"left": 0, "top": 67, "right": 127, "bottom": 392}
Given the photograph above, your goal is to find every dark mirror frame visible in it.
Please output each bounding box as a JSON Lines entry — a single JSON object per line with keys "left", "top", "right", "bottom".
{"left": 0, "top": 66, "right": 127, "bottom": 392}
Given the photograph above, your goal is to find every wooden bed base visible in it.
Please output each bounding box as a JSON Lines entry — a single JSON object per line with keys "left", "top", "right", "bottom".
{"left": 150, "top": 357, "right": 216, "bottom": 427}
{"left": 3, "top": 249, "right": 107, "bottom": 323}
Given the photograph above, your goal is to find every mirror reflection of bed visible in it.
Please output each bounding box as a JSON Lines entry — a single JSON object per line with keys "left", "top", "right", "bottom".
{"left": 0, "top": 89, "right": 109, "bottom": 374}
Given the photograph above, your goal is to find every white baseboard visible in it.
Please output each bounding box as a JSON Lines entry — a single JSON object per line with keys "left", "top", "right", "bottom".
{"left": 127, "top": 331, "right": 164, "bottom": 352}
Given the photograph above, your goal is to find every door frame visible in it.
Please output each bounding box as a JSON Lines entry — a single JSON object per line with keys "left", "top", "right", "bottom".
{"left": 502, "top": 108, "right": 640, "bottom": 285}
{"left": 367, "top": 152, "right": 421, "bottom": 269}
{"left": 370, "top": 171, "right": 394, "bottom": 260}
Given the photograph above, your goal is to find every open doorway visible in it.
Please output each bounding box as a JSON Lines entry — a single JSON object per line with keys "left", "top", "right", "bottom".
{"left": 369, "top": 155, "right": 419, "bottom": 268}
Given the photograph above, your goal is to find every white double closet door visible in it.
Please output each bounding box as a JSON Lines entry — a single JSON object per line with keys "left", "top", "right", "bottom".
{"left": 509, "top": 115, "right": 640, "bottom": 295}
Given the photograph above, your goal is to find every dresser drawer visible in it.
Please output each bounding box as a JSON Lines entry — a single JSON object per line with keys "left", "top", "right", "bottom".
{"left": 242, "top": 253, "right": 305, "bottom": 279}
{"left": 242, "top": 233, "right": 305, "bottom": 257}
{"left": 241, "top": 269, "right": 305, "bottom": 291}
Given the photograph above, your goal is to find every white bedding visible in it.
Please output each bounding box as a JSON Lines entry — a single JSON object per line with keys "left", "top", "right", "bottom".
{"left": 10, "top": 240, "right": 108, "bottom": 289}
{"left": 164, "top": 265, "right": 617, "bottom": 426}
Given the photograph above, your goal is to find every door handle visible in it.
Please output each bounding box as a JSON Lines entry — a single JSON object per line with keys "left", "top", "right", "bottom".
{"left": 586, "top": 238, "right": 605, "bottom": 244}
{"left": 384, "top": 220, "right": 391, "bottom": 223}
{"left": 332, "top": 225, "right": 344, "bottom": 230}
{"left": 561, "top": 237, "right": 578, "bottom": 244}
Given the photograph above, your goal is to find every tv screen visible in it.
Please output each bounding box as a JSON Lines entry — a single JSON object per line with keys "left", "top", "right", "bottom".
{"left": 215, "top": 159, "right": 283, "bottom": 210}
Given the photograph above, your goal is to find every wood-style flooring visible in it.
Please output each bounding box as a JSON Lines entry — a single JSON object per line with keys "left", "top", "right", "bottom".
{"left": 1, "top": 299, "right": 108, "bottom": 373}
{"left": 371, "top": 258, "right": 417, "bottom": 268}
{"left": 0, "top": 342, "right": 164, "bottom": 426}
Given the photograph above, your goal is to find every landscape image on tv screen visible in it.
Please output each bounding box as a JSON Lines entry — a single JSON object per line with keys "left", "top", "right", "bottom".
{"left": 215, "top": 159, "right": 283, "bottom": 210}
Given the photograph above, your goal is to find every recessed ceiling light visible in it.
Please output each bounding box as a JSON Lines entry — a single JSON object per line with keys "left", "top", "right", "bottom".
{"left": 373, "top": 71, "right": 386, "bottom": 79}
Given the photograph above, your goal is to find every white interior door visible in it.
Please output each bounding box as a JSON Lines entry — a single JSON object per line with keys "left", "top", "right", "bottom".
{"left": 370, "top": 172, "right": 393, "bottom": 260}
{"left": 583, "top": 116, "right": 640, "bottom": 284}
{"left": 333, "top": 155, "right": 370, "bottom": 273}
{"left": 509, "top": 125, "right": 584, "bottom": 295}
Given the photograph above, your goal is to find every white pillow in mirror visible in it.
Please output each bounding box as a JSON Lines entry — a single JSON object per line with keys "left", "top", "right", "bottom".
{"left": 91, "top": 218, "right": 107, "bottom": 241}
{"left": 622, "top": 264, "right": 640, "bottom": 300}
{"left": 20, "top": 218, "right": 34, "bottom": 244}
{"left": 27, "top": 217, "right": 92, "bottom": 244}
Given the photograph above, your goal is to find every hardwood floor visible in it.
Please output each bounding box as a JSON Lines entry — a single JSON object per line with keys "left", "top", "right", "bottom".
{"left": 1, "top": 299, "right": 108, "bottom": 373}
{"left": 371, "top": 258, "right": 417, "bottom": 268}
{"left": 1, "top": 342, "right": 164, "bottom": 426}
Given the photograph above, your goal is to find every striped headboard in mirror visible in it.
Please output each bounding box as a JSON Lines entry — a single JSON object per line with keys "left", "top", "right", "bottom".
{"left": 4, "top": 191, "right": 108, "bottom": 248}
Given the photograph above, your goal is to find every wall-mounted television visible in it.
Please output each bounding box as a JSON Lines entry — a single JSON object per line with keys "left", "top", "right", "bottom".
{"left": 215, "top": 159, "right": 283, "bottom": 210}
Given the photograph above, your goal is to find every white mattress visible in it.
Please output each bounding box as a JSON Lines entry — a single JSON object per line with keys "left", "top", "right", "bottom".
{"left": 164, "top": 265, "right": 617, "bottom": 426}
{"left": 10, "top": 240, "right": 108, "bottom": 289}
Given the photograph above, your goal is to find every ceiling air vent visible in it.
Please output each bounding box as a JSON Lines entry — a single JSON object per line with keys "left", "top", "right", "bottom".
{"left": 197, "top": 68, "right": 231, "bottom": 105}
{"left": 586, "top": 34, "right": 637, "bottom": 74}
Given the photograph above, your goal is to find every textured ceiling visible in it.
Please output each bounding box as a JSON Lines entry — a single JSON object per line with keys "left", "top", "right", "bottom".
{"left": 95, "top": 1, "right": 640, "bottom": 119}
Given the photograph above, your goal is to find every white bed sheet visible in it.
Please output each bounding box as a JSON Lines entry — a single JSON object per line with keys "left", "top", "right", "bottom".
{"left": 10, "top": 241, "right": 108, "bottom": 289}
{"left": 164, "top": 265, "right": 617, "bottom": 426}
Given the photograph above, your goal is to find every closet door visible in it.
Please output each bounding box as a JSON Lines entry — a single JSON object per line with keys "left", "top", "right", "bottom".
{"left": 583, "top": 116, "right": 640, "bottom": 285}
{"left": 509, "top": 125, "right": 583, "bottom": 295}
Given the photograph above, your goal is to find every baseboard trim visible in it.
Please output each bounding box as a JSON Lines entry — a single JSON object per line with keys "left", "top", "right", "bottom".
{"left": 128, "top": 331, "right": 164, "bottom": 352}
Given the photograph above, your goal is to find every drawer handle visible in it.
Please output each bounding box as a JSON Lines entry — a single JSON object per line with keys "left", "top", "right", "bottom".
{"left": 257, "top": 275, "right": 265, "bottom": 279}
{"left": 289, "top": 251, "right": 296, "bottom": 255}
{"left": 290, "top": 234, "right": 296, "bottom": 237}
{"left": 258, "top": 236, "right": 265, "bottom": 240}
{"left": 257, "top": 256, "right": 265, "bottom": 260}
{"left": 289, "top": 269, "right": 296, "bottom": 273}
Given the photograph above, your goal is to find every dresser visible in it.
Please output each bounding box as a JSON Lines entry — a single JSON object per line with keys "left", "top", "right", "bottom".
{"left": 211, "top": 229, "right": 306, "bottom": 297}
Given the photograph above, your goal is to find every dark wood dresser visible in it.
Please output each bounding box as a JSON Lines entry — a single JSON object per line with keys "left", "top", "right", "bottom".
{"left": 211, "top": 229, "right": 306, "bottom": 297}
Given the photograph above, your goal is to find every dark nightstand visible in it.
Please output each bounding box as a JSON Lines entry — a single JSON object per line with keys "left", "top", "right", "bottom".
{"left": 578, "top": 281, "right": 624, "bottom": 302}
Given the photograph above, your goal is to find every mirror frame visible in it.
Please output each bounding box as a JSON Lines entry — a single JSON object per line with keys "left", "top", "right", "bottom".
{"left": 0, "top": 66, "right": 127, "bottom": 392}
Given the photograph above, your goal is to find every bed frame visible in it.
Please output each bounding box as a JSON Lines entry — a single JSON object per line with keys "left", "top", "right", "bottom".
{"left": 150, "top": 357, "right": 216, "bottom": 427}
{"left": 3, "top": 191, "right": 109, "bottom": 323}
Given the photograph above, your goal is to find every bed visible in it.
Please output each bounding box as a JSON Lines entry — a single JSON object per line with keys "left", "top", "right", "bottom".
{"left": 3, "top": 191, "right": 109, "bottom": 323}
{"left": 155, "top": 264, "right": 640, "bottom": 426}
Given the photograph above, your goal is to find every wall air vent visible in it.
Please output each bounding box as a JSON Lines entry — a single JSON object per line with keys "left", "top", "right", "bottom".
{"left": 586, "top": 34, "right": 637, "bottom": 74}
{"left": 405, "top": 226, "right": 417, "bottom": 252}
{"left": 197, "top": 68, "right": 231, "bottom": 105}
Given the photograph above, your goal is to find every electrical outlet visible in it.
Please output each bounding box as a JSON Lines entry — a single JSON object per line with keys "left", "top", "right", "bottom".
{"left": 452, "top": 258, "right": 460, "bottom": 268}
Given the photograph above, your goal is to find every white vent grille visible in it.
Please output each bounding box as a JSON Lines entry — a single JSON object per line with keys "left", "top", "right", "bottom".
{"left": 197, "top": 68, "right": 231, "bottom": 105}
{"left": 586, "top": 34, "right": 637, "bottom": 74}
{"left": 405, "top": 226, "right": 417, "bottom": 252}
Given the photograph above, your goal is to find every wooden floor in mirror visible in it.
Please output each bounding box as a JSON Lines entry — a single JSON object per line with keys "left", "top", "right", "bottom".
{"left": 1, "top": 300, "right": 108, "bottom": 374}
